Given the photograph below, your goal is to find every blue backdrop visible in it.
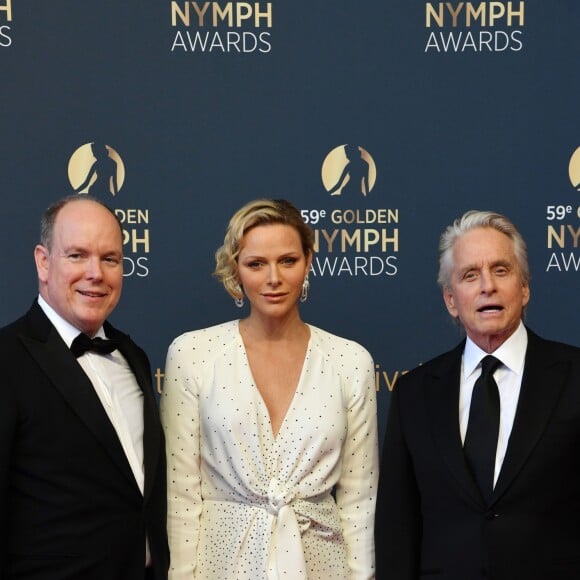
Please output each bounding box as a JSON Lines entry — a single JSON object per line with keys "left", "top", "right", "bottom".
{"left": 1, "top": 0, "right": 578, "bottom": 446}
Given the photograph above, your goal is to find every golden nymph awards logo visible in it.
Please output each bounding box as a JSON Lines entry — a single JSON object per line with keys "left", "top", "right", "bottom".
{"left": 0, "top": 0, "right": 13, "bottom": 48}
{"left": 424, "top": 1, "right": 525, "bottom": 54}
{"left": 67, "top": 142, "right": 150, "bottom": 278}
{"left": 544, "top": 147, "right": 580, "bottom": 273}
{"left": 321, "top": 145, "right": 377, "bottom": 198}
{"left": 68, "top": 143, "right": 125, "bottom": 196}
{"left": 169, "top": 1, "right": 272, "bottom": 54}
{"left": 299, "top": 144, "right": 399, "bottom": 279}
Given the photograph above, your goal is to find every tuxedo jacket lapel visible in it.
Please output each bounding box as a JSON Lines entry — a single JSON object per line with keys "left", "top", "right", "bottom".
{"left": 106, "top": 322, "right": 163, "bottom": 503}
{"left": 493, "top": 330, "right": 570, "bottom": 501}
{"left": 424, "top": 343, "right": 485, "bottom": 507}
{"left": 20, "top": 304, "right": 138, "bottom": 490}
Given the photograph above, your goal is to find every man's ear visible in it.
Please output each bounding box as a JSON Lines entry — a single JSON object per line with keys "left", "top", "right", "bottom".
{"left": 34, "top": 245, "right": 50, "bottom": 283}
{"left": 522, "top": 283, "right": 530, "bottom": 308}
{"left": 443, "top": 287, "right": 458, "bottom": 318}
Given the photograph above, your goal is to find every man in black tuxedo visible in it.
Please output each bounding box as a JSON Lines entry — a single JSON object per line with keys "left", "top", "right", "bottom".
{"left": 0, "top": 196, "right": 169, "bottom": 579}
{"left": 375, "top": 210, "right": 580, "bottom": 580}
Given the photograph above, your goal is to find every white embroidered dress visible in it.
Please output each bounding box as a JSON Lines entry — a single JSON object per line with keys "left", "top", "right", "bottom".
{"left": 161, "top": 321, "right": 378, "bottom": 580}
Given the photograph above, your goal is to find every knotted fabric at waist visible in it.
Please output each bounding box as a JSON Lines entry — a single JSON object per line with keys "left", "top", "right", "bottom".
{"left": 205, "top": 480, "right": 342, "bottom": 580}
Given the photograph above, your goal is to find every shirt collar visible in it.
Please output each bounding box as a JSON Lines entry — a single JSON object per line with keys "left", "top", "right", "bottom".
{"left": 463, "top": 320, "right": 528, "bottom": 380}
{"left": 37, "top": 295, "right": 106, "bottom": 348}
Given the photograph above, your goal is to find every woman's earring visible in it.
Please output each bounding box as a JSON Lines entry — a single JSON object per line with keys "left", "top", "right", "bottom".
{"left": 300, "top": 275, "right": 310, "bottom": 303}
{"left": 233, "top": 283, "right": 244, "bottom": 308}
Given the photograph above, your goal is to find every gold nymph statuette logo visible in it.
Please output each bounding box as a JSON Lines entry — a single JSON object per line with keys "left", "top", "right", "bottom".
{"left": 569, "top": 147, "right": 580, "bottom": 191}
{"left": 68, "top": 142, "right": 126, "bottom": 196}
{"left": 321, "top": 144, "right": 377, "bottom": 197}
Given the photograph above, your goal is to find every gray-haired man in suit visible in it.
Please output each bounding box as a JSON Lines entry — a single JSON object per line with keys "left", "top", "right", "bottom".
{"left": 375, "top": 210, "right": 580, "bottom": 580}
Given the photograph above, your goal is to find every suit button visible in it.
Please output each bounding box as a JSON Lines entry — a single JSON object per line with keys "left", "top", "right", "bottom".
{"left": 485, "top": 511, "right": 497, "bottom": 520}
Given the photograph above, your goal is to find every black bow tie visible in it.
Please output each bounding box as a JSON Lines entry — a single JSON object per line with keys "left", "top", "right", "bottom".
{"left": 70, "top": 334, "right": 120, "bottom": 358}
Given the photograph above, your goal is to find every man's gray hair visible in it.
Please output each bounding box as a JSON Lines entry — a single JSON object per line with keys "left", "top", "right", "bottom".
{"left": 437, "top": 210, "right": 530, "bottom": 290}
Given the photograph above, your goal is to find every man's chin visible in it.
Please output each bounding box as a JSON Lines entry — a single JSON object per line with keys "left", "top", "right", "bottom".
{"left": 75, "top": 313, "right": 111, "bottom": 335}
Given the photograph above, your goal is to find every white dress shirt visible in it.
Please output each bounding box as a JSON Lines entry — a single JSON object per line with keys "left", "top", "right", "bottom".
{"left": 459, "top": 321, "right": 528, "bottom": 487}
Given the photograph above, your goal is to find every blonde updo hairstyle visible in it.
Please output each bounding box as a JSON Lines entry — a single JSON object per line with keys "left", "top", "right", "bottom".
{"left": 214, "top": 199, "right": 314, "bottom": 300}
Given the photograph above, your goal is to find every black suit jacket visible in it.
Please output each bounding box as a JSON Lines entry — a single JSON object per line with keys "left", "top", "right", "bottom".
{"left": 375, "top": 329, "right": 580, "bottom": 580}
{"left": 0, "top": 302, "right": 169, "bottom": 579}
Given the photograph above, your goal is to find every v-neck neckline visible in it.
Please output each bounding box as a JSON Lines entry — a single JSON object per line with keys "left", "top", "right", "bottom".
{"left": 236, "top": 321, "right": 312, "bottom": 441}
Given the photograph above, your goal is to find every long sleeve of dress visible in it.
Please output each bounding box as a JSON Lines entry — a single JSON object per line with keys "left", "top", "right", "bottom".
{"left": 334, "top": 341, "right": 379, "bottom": 579}
{"left": 160, "top": 336, "right": 202, "bottom": 580}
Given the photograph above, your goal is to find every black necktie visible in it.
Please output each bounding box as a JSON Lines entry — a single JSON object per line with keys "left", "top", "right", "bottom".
{"left": 464, "top": 355, "right": 502, "bottom": 502}
{"left": 70, "top": 333, "right": 120, "bottom": 358}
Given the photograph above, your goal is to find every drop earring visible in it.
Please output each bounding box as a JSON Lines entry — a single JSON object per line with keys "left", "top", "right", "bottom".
{"left": 233, "top": 283, "right": 244, "bottom": 308}
{"left": 300, "top": 275, "right": 310, "bottom": 303}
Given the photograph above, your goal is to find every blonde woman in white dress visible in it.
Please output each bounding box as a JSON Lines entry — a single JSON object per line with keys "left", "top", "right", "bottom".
{"left": 161, "top": 199, "right": 378, "bottom": 580}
